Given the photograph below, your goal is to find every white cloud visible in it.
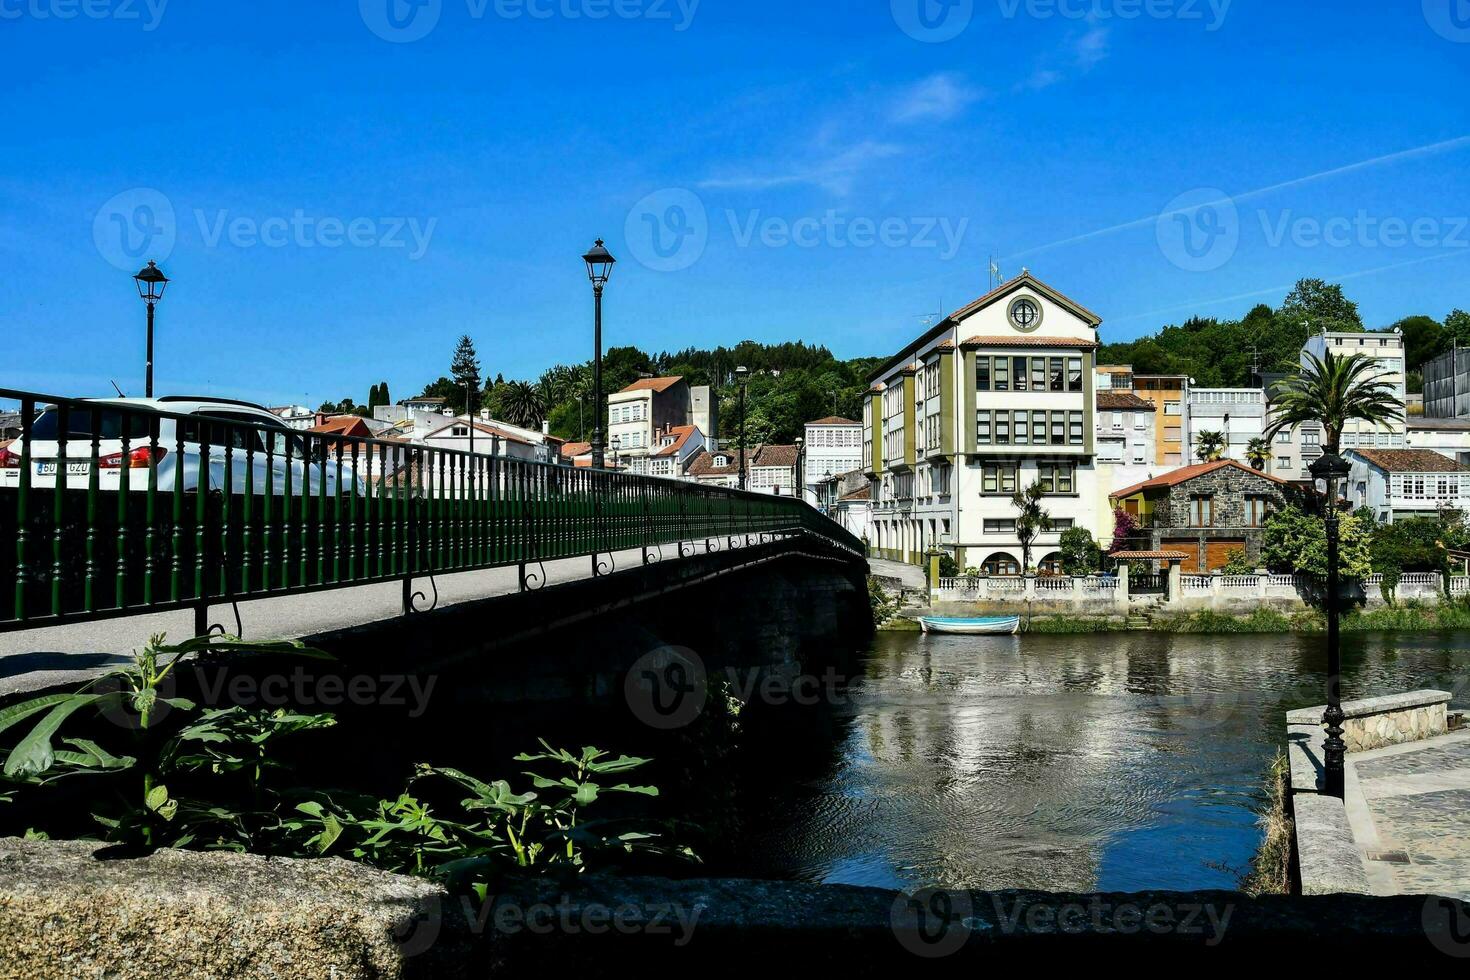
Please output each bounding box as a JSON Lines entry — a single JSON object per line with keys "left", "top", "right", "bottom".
{"left": 699, "top": 140, "right": 904, "bottom": 196}
{"left": 1016, "top": 25, "right": 1111, "bottom": 91}
{"left": 888, "top": 72, "right": 985, "bottom": 124}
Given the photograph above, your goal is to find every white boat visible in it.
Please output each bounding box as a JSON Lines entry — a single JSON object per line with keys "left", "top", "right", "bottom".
{"left": 918, "top": 616, "right": 1021, "bottom": 635}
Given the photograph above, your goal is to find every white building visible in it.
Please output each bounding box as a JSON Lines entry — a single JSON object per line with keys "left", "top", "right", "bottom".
{"left": 1094, "top": 388, "right": 1157, "bottom": 524}
{"left": 1302, "top": 331, "right": 1407, "bottom": 450}
{"left": 802, "top": 416, "right": 862, "bottom": 503}
{"left": 419, "top": 413, "right": 563, "bottom": 465}
{"left": 686, "top": 444, "right": 797, "bottom": 494}
{"left": 1406, "top": 417, "right": 1470, "bottom": 466}
{"left": 864, "top": 272, "right": 1102, "bottom": 572}
{"left": 1346, "top": 449, "right": 1470, "bottom": 523}
{"left": 1187, "top": 388, "right": 1266, "bottom": 463}
{"left": 644, "top": 424, "right": 705, "bottom": 479}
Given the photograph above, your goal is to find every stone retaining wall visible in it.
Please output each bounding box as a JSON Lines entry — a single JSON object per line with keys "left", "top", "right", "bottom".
{"left": 1287, "top": 690, "right": 1451, "bottom": 753}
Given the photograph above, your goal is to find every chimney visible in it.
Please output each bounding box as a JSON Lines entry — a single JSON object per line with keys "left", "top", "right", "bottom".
{"left": 542, "top": 420, "right": 550, "bottom": 435}
{"left": 480, "top": 408, "right": 490, "bottom": 421}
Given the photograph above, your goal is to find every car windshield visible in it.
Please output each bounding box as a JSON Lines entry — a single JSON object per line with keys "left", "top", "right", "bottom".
{"left": 28, "top": 406, "right": 155, "bottom": 441}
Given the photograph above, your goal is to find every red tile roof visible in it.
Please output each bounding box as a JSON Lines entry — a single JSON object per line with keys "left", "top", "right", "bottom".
{"left": 687, "top": 447, "right": 758, "bottom": 477}
{"left": 753, "top": 444, "right": 799, "bottom": 468}
{"left": 1109, "top": 459, "right": 1292, "bottom": 500}
{"left": 961, "top": 335, "right": 1101, "bottom": 349}
{"left": 1096, "top": 391, "right": 1155, "bottom": 411}
{"left": 560, "top": 441, "right": 592, "bottom": 458}
{"left": 1351, "top": 449, "right": 1470, "bottom": 473}
{"left": 616, "top": 376, "right": 684, "bottom": 394}
{"left": 423, "top": 419, "right": 533, "bottom": 446}
{"left": 808, "top": 416, "right": 859, "bottom": 426}
{"left": 310, "top": 415, "right": 373, "bottom": 438}
{"left": 652, "top": 425, "right": 698, "bottom": 457}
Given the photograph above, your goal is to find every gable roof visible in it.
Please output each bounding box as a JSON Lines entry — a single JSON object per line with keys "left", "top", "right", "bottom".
{"left": 1109, "top": 459, "right": 1292, "bottom": 500}
{"left": 616, "top": 376, "right": 684, "bottom": 395}
{"left": 807, "top": 416, "right": 859, "bottom": 426}
{"left": 1349, "top": 449, "right": 1470, "bottom": 474}
{"left": 753, "top": 444, "right": 798, "bottom": 468}
{"left": 1097, "top": 391, "right": 1155, "bottom": 411}
{"left": 687, "top": 446, "right": 758, "bottom": 477}
{"left": 423, "top": 419, "right": 533, "bottom": 446}
{"left": 867, "top": 272, "right": 1102, "bottom": 383}
{"left": 310, "top": 415, "right": 373, "bottom": 438}
{"left": 560, "top": 441, "right": 592, "bottom": 459}
{"left": 652, "top": 425, "right": 699, "bottom": 457}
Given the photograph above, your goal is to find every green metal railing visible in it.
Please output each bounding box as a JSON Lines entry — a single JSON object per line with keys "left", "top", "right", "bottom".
{"left": 0, "top": 388, "right": 864, "bottom": 633}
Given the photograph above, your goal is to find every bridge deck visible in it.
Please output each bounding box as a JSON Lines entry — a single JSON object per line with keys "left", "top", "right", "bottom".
{"left": 0, "top": 539, "right": 751, "bottom": 697}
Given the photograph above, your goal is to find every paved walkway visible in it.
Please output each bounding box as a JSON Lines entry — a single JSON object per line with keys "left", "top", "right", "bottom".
{"left": 1346, "top": 730, "right": 1470, "bottom": 901}
{"left": 866, "top": 557, "right": 926, "bottom": 591}
{"left": 0, "top": 538, "right": 753, "bottom": 698}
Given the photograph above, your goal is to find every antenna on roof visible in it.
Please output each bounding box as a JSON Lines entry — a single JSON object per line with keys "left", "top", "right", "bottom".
{"left": 989, "top": 257, "right": 1001, "bottom": 290}
{"left": 109, "top": 380, "right": 127, "bottom": 398}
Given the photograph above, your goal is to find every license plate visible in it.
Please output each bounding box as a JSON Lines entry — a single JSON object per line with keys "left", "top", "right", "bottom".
{"left": 37, "top": 461, "right": 91, "bottom": 477}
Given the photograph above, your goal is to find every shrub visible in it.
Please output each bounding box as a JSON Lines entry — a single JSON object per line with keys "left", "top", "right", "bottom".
{"left": 1058, "top": 527, "right": 1101, "bottom": 576}
{"left": 1221, "top": 548, "right": 1255, "bottom": 575}
{"left": 1261, "top": 505, "right": 1371, "bottom": 579}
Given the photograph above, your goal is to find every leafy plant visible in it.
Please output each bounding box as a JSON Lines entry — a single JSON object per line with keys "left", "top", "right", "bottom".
{"left": 1245, "top": 437, "right": 1272, "bottom": 470}
{"left": 1011, "top": 480, "right": 1052, "bottom": 573}
{"left": 1266, "top": 349, "right": 1403, "bottom": 451}
{"left": 1194, "top": 430, "right": 1226, "bottom": 463}
{"left": 1221, "top": 548, "right": 1255, "bottom": 575}
{"left": 1058, "top": 527, "right": 1101, "bottom": 576}
{"left": 1260, "top": 505, "right": 1372, "bottom": 580}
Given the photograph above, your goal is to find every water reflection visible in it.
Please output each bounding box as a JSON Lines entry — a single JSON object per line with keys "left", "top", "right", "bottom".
{"left": 730, "top": 631, "right": 1470, "bottom": 892}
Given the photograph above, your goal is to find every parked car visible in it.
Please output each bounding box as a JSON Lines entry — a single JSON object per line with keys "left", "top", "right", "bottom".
{"left": 0, "top": 396, "right": 363, "bottom": 495}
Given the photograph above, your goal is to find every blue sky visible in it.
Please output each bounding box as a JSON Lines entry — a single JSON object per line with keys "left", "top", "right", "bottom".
{"left": 2, "top": 0, "right": 1468, "bottom": 407}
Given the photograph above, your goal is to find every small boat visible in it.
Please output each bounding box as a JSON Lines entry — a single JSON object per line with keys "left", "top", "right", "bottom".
{"left": 918, "top": 616, "right": 1021, "bottom": 635}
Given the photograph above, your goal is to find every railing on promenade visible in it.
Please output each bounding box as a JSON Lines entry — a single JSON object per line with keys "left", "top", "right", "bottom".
{"left": 0, "top": 388, "right": 864, "bottom": 634}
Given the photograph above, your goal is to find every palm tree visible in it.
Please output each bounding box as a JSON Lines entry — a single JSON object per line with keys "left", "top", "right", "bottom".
{"left": 499, "top": 381, "right": 547, "bottom": 429}
{"left": 1245, "top": 436, "right": 1272, "bottom": 470}
{"left": 1011, "top": 480, "right": 1053, "bottom": 574}
{"left": 1266, "top": 349, "right": 1403, "bottom": 452}
{"left": 1194, "top": 430, "right": 1226, "bottom": 463}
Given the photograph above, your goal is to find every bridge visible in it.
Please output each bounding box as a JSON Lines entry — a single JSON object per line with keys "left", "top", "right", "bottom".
{"left": 0, "top": 388, "right": 869, "bottom": 697}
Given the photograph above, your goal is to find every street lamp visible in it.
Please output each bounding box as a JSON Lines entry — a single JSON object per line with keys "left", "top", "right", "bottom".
{"left": 823, "top": 468, "right": 834, "bottom": 513}
{"left": 611, "top": 433, "right": 621, "bottom": 470}
{"left": 582, "top": 239, "right": 616, "bottom": 469}
{"left": 1310, "top": 449, "right": 1353, "bottom": 799}
{"left": 133, "top": 260, "right": 169, "bottom": 398}
{"left": 795, "top": 435, "right": 805, "bottom": 504}
{"left": 735, "top": 365, "right": 749, "bottom": 490}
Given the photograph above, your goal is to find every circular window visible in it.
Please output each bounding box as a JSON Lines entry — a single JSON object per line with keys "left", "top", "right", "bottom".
{"left": 1008, "top": 297, "right": 1042, "bottom": 332}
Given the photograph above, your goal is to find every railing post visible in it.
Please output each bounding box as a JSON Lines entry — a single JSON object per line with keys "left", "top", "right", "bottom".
{"left": 1116, "top": 563, "right": 1130, "bottom": 612}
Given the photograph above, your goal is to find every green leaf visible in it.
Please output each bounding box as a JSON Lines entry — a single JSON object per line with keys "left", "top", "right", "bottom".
{"left": 3, "top": 694, "right": 106, "bottom": 778}
{"left": 146, "top": 785, "right": 170, "bottom": 812}
{"left": 0, "top": 693, "right": 90, "bottom": 739}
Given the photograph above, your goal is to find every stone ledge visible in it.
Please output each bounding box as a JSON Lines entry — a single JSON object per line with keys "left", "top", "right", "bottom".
{"left": 1286, "top": 690, "right": 1451, "bottom": 725}
{"left": 0, "top": 837, "right": 473, "bottom": 979}
{"left": 1291, "top": 794, "right": 1371, "bottom": 896}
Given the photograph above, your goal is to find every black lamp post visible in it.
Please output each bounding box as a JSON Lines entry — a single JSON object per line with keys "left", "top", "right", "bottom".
{"left": 795, "top": 436, "right": 805, "bottom": 503}
{"left": 735, "top": 365, "right": 749, "bottom": 490}
{"left": 1310, "top": 449, "right": 1353, "bottom": 799}
{"left": 133, "top": 261, "right": 169, "bottom": 398}
{"left": 582, "top": 240, "right": 616, "bottom": 470}
{"left": 611, "top": 434, "right": 621, "bottom": 470}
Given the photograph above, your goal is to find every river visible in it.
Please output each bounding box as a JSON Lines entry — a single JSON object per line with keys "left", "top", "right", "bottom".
{"left": 720, "top": 630, "right": 1470, "bottom": 893}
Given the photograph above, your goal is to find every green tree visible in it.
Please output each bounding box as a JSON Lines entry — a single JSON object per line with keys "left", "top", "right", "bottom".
{"left": 1245, "top": 436, "right": 1271, "bottom": 470}
{"left": 1058, "top": 527, "right": 1101, "bottom": 576}
{"left": 1266, "top": 350, "right": 1403, "bottom": 452}
{"left": 1011, "top": 480, "right": 1052, "bottom": 573}
{"left": 1194, "top": 430, "right": 1226, "bottom": 462}
{"left": 451, "top": 335, "right": 482, "bottom": 414}
{"left": 1445, "top": 309, "right": 1470, "bottom": 349}
{"left": 1261, "top": 506, "right": 1371, "bottom": 579}
{"left": 1279, "top": 278, "right": 1364, "bottom": 335}
{"left": 1393, "top": 315, "right": 1445, "bottom": 382}
{"left": 499, "top": 381, "right": 547, "bottom": 429}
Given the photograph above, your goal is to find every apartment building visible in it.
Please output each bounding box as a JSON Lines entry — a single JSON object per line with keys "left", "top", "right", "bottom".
{"left": 1186, "top": 388, "right": 1266, "bottom": 463}
{"left": 608, "top": 376, "right": 693, "bottom": 474}
{"left": 1302, "top": 331, "right": 1407, "bottom": 450}
{"left": 864, "top": 272, "right": 1102, "bottom": 572}
{"left": 802, "top": 416, "right": 862, "bottom": 500}
{"left": 1346, "top": 449, "right": 1470, "bottom": 523}
{"left": 1130, "top": 376, "right": 1190, "bottom": 467}
{"left": 1423, "top": 346, "right": 1470, "bottom": 419}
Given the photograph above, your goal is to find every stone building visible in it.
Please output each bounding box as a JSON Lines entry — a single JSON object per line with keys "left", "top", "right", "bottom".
{"left": 1110, "top": 459, "right": 1305, "bottom": 572}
